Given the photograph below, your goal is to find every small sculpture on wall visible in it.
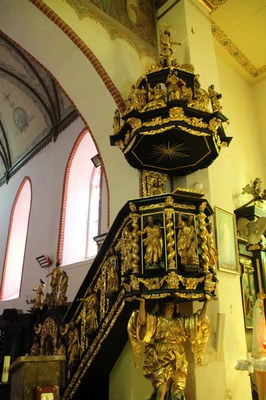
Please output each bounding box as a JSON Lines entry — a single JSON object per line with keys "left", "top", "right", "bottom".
{"left": 128, "top": 297, "right": 210, "bottom": 400}
{"left": 41, "top": 260, "right": 69, "bottom": 308}
{"left": 33, "top": 278, "right": 45, "bottom": 309}
{"left": 46, "top": 260, "right": 62, "bottom": 295}
{"left": 241, "top": 177, "right": 266, "bottom": 210}
{"left": 208, "top": 84, "right": 222, "bottom": 112}
{"left": 141, "top": 216, "right": 163, "bottom": 269}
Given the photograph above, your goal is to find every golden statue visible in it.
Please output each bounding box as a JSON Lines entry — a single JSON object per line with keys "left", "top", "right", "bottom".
{"left": 141, "top": 216, "right": 163, "bottom": 268}
{"left": 65, "top": 322, "right": 80, "bottom": 367}
{"left": 113, "top": 108, "right": 121, "bottom": 134}
{"left": 159, "top": 30, "right": 180, "bottom": 66}
{"left": 58, "top": 270, "right": 68, "bottom": 305}
{"left": 177, "top": 214, "right": 199, "bottom": 266}
{"left": 166, "top": 71, "right": 180, "bottom": 101}
{"left": 77, "top": 291, "right": 99, "bottom": 339}
{"left": 127, "top": 84, "right": 142, "bottom": 111}
{"left": 105, "top": 251, "right": 119, "bottom": 293}
{"left": 33, "top": 278, "right": 45, "bottom": 309}
{"left": 145, "top": 84, "right": 166, "bottom": 110}
{"left": 208, "top": 84, "right": 222, "bottom": 112}
{"left": 46, "top": 260, "right": 62, "bottom": 294}
{"left": 206, "top": 222, "right": 218, "bottom": 269}
{"left": 128, "top": 298, "right": 209, "bottom": 400}
{"left": 115, "top": 225, "right": 133, "bottom": 274}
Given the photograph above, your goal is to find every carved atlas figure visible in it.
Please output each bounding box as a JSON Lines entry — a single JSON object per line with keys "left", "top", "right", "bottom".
{"left": 128, "top": 297, "right": 210, "bottom": 400}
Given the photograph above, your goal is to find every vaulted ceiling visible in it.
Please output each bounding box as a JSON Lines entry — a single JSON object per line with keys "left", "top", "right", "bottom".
{"left": 0, "top": 32, "right": 77, "bottom": 185}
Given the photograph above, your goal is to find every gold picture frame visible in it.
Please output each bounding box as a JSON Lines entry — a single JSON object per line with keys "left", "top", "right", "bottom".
{"left": 215, "top": 206, "right": 239, "bottom": 273}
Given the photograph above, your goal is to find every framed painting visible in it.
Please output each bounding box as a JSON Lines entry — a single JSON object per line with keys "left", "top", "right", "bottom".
{"left": 215, "top": 206, "right": 239, "bottom": 273}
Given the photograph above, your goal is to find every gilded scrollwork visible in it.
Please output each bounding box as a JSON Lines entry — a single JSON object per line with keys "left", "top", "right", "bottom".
{"left": 140, "top": 126, "right": 175, "bottom": 136}
{"left": 204, "top": 273, "right": 216, "bottom": 293}
{"left": 165, "top": 270, "right": 180, "bottom": 289}
{"left": 177, "top": 125, "right": 209, "bottom": 137}
{"left": 137, "top": 276, "right": 166, "bottom": 290}
{"left": 39, "top": 317, "right": 57, "bottom": 355}
{"left": 140, "top": 170, "right": 167, "bottom": 197}
{"left": 139, "top": 202, "right": 196, "bottom": 212}
{"left": 179, "top": 276, "right": 205, "bottom": 290}
{"left": 129, "top": 274, "right": 140, "bottom": 291}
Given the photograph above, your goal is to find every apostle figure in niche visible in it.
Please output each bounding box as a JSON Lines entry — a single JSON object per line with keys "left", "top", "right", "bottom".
{"left": 177, "top": 214, "right": 199, "bottom": 267}
{"left": 141, "top": 216, "right": 163, "bottom": 269}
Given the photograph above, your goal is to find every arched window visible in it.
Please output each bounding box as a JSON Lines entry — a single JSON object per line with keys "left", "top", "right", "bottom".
{"left": 86, "top": 165, "right": 101, "bottom": 258}
{"left": 0, "top": 178, "right": 31, "bottom": 301}
{"left": 59, "top": 130, "right": 102, "bottom": 266}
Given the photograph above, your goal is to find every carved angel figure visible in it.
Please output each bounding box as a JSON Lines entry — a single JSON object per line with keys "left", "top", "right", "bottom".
{"left": 128, "top": 298, "right": 209, "bottom": 400}
{"left": 237, "top": 217, "right": 266, "bottom": 245}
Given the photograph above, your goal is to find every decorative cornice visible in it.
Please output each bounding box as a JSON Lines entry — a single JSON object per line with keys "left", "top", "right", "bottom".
{"left": 211, "top": 22, "right": 266, "bottom": 79}
{"left": 197, "top": 0, "right": 228, "bottom": 13}
{"left": 64, "top": 0, "right": 157, "bottom": 59}
{"left": 189, "top": 0, "right": 266, "bottom": 80}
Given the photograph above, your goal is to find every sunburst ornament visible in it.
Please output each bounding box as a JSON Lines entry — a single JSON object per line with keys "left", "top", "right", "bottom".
{"left": 150, "top": 141, "right": 189, "bottom": 163}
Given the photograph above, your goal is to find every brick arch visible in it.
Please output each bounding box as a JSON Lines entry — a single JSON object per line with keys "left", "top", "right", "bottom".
{"left": 0, "top": 177, "right": 32, "bottom": 300}
{"left": 29, "top": 0, "right": 126, "bottom": 113}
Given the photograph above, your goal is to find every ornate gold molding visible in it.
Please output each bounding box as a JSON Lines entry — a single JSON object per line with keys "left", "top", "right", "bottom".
{"left": 187, "top": 0, "right": 266, "bottom": 80}
{"left": 197, "top": 0, "right": 228, "bottom": 13}
{"left": 211, "top": 23, "right": 266, "bottom": 78}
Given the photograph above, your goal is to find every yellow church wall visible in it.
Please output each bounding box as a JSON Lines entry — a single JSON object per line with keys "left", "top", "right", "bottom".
{"left": 252, "top": 78, "right": 266, "bottom": 183}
